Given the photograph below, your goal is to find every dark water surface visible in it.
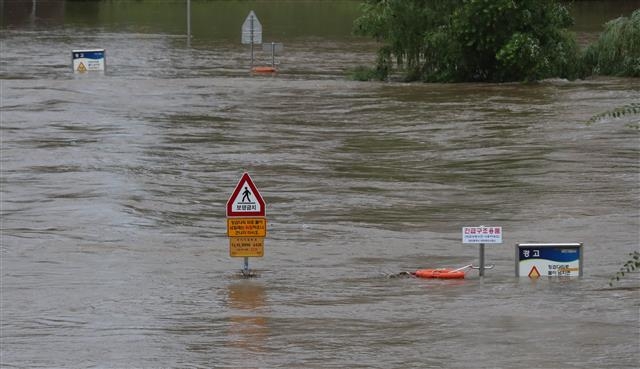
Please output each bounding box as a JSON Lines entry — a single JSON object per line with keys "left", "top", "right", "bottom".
{"left": 1, "top": 1, "right": 639, "bottom": 368}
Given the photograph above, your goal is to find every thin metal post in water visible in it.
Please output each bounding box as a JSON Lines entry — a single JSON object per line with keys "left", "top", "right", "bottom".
{"left": 271, "top": 42, "right": 275, "bottom": 67}
{"left": 30, "top": 0, "right": 37, "bottom": 25}
{"left": 187, "top": 0, "right": 191, "bottom": 47}
{"left": 243, "top": 257, "right": 249, "bottom": 273}
{"left": 479, "top": 243, "right": 485, "bottom": 278}
{"left": 250, "top": 16, "right": 254, "bottom": 68}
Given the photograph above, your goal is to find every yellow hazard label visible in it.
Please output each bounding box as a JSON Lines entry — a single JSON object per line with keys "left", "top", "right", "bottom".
{"left": 227, "top": 218, "right": 266, "bottom": 237}
{"left": 76, "top": 62, "right": 87, "bottom": 72}
{"left": 528, "top": 266, "right": 541, "bottom": 278}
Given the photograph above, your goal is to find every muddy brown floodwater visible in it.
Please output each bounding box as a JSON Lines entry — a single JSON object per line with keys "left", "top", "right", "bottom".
{"left": 1, "top": 1, "right": 639, "bottom": 368}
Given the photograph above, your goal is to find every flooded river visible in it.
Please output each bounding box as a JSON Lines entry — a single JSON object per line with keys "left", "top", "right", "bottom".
{"left": 1, "top": 1, "right": 639, "bottom": 368}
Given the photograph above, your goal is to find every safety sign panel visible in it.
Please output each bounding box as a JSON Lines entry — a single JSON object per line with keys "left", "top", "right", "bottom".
{"left": 226, "top": 172, "right": 265, "bottom": 217}
{"left": 227, "top": 218, "right": 266, "bottom": 237}
{"left": 462, "top": 226, "right": 502, "bottom": 244}
{"left": 230, "top": 237, "right": 264, "bottom": 257}
{"left": 72, "top": 49, "right": 105, "bottom": 73}
{"left": 516, "top": 243, "right": 583, "bottom": 278}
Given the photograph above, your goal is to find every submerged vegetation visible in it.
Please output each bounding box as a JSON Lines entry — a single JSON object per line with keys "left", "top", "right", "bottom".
{"left": 352, "top": 1, "right": 639, "bottom": 82}
{"left": 588, "top": 102, "right": 640, "bottom": 129}
{"left": 609, "top": 251, "right": 640, "bottom": 287}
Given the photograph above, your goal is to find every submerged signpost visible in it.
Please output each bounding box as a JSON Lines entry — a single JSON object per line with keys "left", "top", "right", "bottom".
{"left": 241, "top": 10, "right": 283, "bottom": 72}
{"left": 462, "top": 226, "right": 502, "bottom": 277}
{"left": 226, "top": 172, "right": 266, "bottom": 275}
{"left": 241, "top": 10, "right": 262, "bottom": 69}
{"left": 263, "top": 42, "right": 284, "bottom": 68}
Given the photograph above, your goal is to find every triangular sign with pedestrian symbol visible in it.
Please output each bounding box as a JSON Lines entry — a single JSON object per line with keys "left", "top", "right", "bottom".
{"left": 226, "top": 172, "right": 265, "bottom": 217}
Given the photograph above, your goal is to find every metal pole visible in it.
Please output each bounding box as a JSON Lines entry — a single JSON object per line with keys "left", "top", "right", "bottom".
{"left": 31, "top": 0, "right": 36, "bottom": 25}
{"left": 271, "top": 42, "right": 275, "bottom": 67}
{"left": 479, "top": 243, "right": 485, "bottom": 278}
{"left": 187, "top": 0, "right": 191, "bottom": 47}
{"left": 250, "top": 16, "right": 254, "bottom": 69}
{"left": 243, "top": 257, "right": 249, "bottom": 273}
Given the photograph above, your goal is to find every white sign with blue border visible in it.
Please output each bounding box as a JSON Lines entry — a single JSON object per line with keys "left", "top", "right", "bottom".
{"left": 72, "top": 49, "right": 105, "bottom": 73}
{"left": 516, "top": 243, "right": 583, "bottom": 278}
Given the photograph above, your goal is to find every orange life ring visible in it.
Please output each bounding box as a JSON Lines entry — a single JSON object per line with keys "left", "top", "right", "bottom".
{"left": 252, "top": 66, "right": 277, "bottom": 73}
{"left": 414, "top": 269, "right": 465, "bottom": 279}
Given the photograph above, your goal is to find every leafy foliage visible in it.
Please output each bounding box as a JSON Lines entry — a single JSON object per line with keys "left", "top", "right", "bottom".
{"left": 609, "top": 251, "right": 640, "bottom": 286}
{"left": 354, "top": 0, "right": 458, "bottom": 81}
{"left": 354, "top": 0, "right": 581, "bottom": 82}
{"left": 583, "top": 9, "right": 640, "bottom": 77}
{"left": 450, "top": 0, "right": 580, "bottom": 82}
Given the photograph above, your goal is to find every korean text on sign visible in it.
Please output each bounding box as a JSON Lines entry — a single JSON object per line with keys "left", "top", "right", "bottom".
{"left": 462, "top": 226, "right": 503, "bottom": 244}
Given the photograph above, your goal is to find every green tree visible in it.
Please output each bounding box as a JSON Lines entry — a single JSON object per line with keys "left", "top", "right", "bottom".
{"left": 354, "top": 0, "right": 582, "bottom": 82}
{"left": 354, "top": 0, "right": 459, "bottom": 81}
{"left": 583, "top": 9, "right": 640, "bottom": 77}
{"left": 451, "top": 0, "right": 581, "bottom": 82}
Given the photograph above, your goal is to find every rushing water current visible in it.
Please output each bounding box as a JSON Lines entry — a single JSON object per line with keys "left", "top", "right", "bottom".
{"left": 1, "top": 3, "right": 640, "bottom": 368}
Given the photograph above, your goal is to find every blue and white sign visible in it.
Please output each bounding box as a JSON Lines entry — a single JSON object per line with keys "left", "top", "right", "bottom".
{"left": 72, "top": 49, "right": 105, "bottom": 73}
{"left": 516, "top": 243, "right": 583, "bottom": 278}
{"left": 462, "top": 226, "right": 502, "bottom": 244}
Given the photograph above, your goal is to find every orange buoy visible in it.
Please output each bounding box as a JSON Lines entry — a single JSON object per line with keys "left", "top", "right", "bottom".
{"left": 252, "top": 66, "right": 277, "bottom": 73}
{"left": 414, "top": 269, "right": 466, "bottom": 279}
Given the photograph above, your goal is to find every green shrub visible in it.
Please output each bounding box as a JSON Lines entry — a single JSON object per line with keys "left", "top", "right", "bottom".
{"left": 583, "top": 9, "right": 640, "bottom": 77}
{"left": 450, "top": 0, "right": 580, "bottom": 82}
{"left": 354, "top": 0, "right": 581, "bottom": 82}
{"left": 354, "top": 0, "right": 460, "bottom": 81}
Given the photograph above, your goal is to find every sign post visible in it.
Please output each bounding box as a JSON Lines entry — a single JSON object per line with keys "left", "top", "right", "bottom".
{"left": 516, "top": 243, "right": 583, "bottom": 278}
{"left": 186, "top": 0, "right": 191, "bottom": 47}
{"left": 462, "top": 226, "right": 502, "bottom": 278}
{"left": 226, "top": 172, "right": 266, "bottom": 275}
{"left": 241, "top": 10, "right": 262, "bottom": 68}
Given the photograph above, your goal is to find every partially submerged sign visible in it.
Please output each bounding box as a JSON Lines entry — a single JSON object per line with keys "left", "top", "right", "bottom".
{"left": 262, "top": 42, "right": 284, "bottom": 53}
{"left": 226, "top": 172, "right": 267, "bottom": 263}
{"left": 262, "top": 42, "right": 284, "bottom": 69}
{"left": 462, "top": 225, "right": 502, "bottom": 278}
{"left": 72, "top": 49, "right": 105, "bottom": 73}
{"left": 241, "top": 10, "right": 262, "bottom": 45}
{"left": 462, "top": 226, "right": 502, "bottom": 244}
{"left": 516, "top": 243, "right": 583, "bottom": 278}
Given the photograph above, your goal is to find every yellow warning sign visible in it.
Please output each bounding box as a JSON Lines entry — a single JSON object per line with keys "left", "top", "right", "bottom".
{"left": 230, "top": 237, "right": 264, "bottom": 257}
{"left": 528, "top": 266, "right": 541, "bottom": 278}
{"left": 76, "top": 62, "right": 87, "bottom": 72}
{"left": 227, "top": 218, "right": 266, "bottom": 237}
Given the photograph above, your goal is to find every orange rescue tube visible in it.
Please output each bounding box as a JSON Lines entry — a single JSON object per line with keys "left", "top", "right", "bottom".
{"left": 252, "top": 66, "right": 277, "bottom": 73}
{"left": 414, "top": 269, "right": 465, "bottom": 279}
